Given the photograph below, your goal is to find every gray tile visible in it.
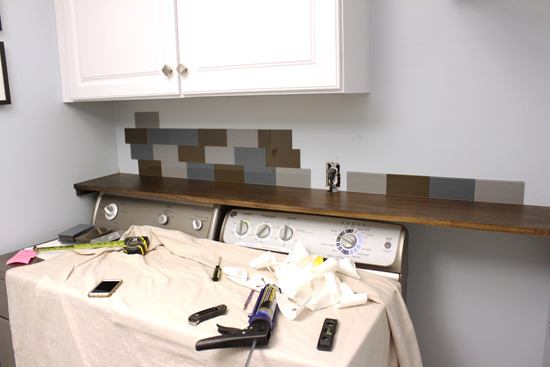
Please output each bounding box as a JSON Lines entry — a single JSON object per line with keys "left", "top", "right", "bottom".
{"left": 235, "top": 147, "right": 267, "bottom": 166}
{"left": 347, "top": 172, "right": 387, "bottom": 194}
{"left": 205, "top": 147, "right": 235, "bottom": 165}
{"left": 276, "top": 168, "right": 311, "bottom": 188}
{"left": 171, "top": 129, "right": 198, "bottom": 146}
{"left": 130, "top": 144, "right": 154, "bottom": 160}
{"left": 475, "top": 180, "right": 525, "bottom": 204}
{"left": 429, "top": 177, "right": 476, "bottom": 201}
{"left": 135, "top": 112, "right": 160, "bottom": 128}
{"left": 244, "top": 166, "right": 276, "bottom": 186}
{"left": 161, "top": 161, "right": 187, "bottom": 179}
{"left": 187, "top": 163, "right": 215, "bottom": 181}
{"left": 148, "top": 129, "right": 172, "bottom": 144}
{"left": 227, "top": 129, "right": 259, "bottom": 147}
{"left": 153, "top": 145, "right": 179, "bottom": 162}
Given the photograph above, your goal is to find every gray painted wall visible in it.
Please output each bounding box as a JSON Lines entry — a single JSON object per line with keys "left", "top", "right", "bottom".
{"left": 0, "top": 0, "right": 118, "bottom": 252}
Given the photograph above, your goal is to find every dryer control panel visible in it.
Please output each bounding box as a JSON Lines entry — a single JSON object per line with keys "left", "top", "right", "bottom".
{"left": 220, "top": 209, "right": 407, "bottom": 274}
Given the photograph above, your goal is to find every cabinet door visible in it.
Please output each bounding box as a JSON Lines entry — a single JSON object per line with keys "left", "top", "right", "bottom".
{"left": 177, "top": 0, "right": 340, "bottom": 96}
{"left": 55, "top": 0, "right": 180, "bottom": 101}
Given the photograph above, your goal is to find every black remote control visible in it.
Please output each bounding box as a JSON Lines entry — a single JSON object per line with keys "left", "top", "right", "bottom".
{"left": 317, "top": 318, "right": 338, "bottom": 351}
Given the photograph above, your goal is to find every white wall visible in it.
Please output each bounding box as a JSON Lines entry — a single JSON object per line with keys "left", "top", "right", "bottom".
{"left": 0, "top": 0, "right": 118, "bottom": 253}
{"left": 113, "top": 1, "right": 550, "bottom": 366}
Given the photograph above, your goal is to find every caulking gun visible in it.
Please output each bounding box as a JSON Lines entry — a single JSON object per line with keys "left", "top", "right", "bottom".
{"left": 195, "top": 284, "right": 280, "bottom": 366}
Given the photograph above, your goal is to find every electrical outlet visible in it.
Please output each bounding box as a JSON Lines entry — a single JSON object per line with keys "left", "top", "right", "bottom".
{"left": 326, "top": 162, "right": 341, "bottom": 192}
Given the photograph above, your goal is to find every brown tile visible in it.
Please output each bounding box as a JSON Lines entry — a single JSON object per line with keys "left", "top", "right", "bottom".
{"left": 135, "top": 112, "right": 160, "bottom": 128}
{"left": 178, "top": 146, "right": 205, "bottom": 163}
{"left": 198, "top": 129, "right": 227, "bottom": 147}
{"left": 138, "top": 160, "right": 162, "bottom": 176}
{"left": 214, "top": 164, "right": 245, "bottom": 183}
{"left": 266, "top": 149, "right": 301, "bottom": 168}
{"left": 387, "top": 174, "right": 430, "bottom": 197}
{"left": 258, "top": 130, "right": 293, "bottom": 149}
{"left": 125, "top": 128, "right": 148, "bottom": 144}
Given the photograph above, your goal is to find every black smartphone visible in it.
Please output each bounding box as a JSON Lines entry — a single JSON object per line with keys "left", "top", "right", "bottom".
{"left": 88, "top": 279, "right": 123, "bottom": 297}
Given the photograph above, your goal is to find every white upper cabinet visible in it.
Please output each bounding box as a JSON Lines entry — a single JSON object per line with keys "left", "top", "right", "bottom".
{"left": 54, "top": 0, "right": 368, "bottom": 101}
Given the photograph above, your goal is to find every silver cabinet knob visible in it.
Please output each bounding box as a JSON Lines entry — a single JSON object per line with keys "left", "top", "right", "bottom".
{"left": 162, "top": 65, "right": 173, "bottom": 76}
{"left": 177, "top": 64, "right": 188, "bottom": 75}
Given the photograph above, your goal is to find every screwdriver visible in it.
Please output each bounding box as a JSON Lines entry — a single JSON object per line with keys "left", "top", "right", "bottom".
{"left": 212, "top": 257, "right": 222, "bottom": 281}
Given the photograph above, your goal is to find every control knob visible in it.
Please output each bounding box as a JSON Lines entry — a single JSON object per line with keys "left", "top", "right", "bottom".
{"left": 340, "top": 233, "right": 357, "bottom": 249}
{"left": 192, "top": 220, "right": 203, "bottom": 231}
{"left": 158, "top": 215, "right": 169, "bottom": 225}
{"left": 255, "top": 223, "right": 271, "bottom": 240}
{"left": 104, "top": 203, "right": 118, "bottom": 221}
{"left": 278, "top": 225, "right": 294, "bottom": 242}
{"left": 235, "top": 220, "right": 249, "bottom": 237}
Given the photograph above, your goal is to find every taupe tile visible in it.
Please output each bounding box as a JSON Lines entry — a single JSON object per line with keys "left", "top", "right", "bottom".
{"left": 475, "top": 179, "right": 525, "bottom": 204}
{"left": 205, "top": 147, "right": 235, "bottom": 165}
{"left": 227, "top": 129, "right": 258, "bottom": 147}
{"left": 153, "top": 145, "right": 179, "bottom": 162}
{"left": 276, "top": 168, "right": 311, "bottom": 188}
{"left": 347, "top": 172, "right": 387, "bottom": 194}
{"left": 161, "top": 161, "right": 187, "bottom": 179}
{"left": 135, "top": 112, "right": 160, "bottom": 128}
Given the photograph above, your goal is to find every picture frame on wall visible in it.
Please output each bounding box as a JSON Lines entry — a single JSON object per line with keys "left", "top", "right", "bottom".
{"left": 0, "top": 42, "right": 11, "bottom": 105}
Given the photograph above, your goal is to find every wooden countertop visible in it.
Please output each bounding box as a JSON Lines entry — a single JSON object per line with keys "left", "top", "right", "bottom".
{"left": 74, "top": 173, "right": 550, "bottom": 237}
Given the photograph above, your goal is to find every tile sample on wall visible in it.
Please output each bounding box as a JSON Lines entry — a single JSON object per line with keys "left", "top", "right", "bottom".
{"left": 347, "top": 171, "right": 525, "bottom": 205}
{"left": 126, "top": 112, "right": 310, "bottom": 188}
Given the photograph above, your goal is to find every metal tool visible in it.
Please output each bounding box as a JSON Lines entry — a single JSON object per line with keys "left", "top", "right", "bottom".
{"left": 195, "top": 284, "right": 280, "bottom": 365}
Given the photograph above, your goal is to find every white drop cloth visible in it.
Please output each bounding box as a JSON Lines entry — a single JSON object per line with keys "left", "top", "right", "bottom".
{"left": 7, "top": 226, "right": 422, "bottom": 367}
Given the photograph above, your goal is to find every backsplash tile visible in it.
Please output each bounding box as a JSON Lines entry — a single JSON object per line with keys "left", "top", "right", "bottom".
{"left": 128, "top": 112, "right": 310, "bottom": 188}
{"left": 125, "top": 128, "right": 148, "bottom": 144}
{"left": 161, "top": 161, "right": 187, "bottom": 179}
{"left": 205, "top": 147, "right": 235, "bottom": 165}
{"left": 475, "top": 180, "right": 525, "bottom": 205}
{"left": 153, "top": 145, "right": 179, "bottom": 162}
{"left": 430, "top": 177, "right": 476, "bottom": 201}
{"left": 187, "top": 163, "right": 215, "bottom": 181}
{"left": 235, "top": 147, "right": 266, "bottom": 166}
{"left": 227, "top": 129, "right": 258, "bottom": 147}
{"left": 347, "top": 172, "right": 386, "bottom": 194}
{"left": 347, "top": 171, "right": 525, "bottom": 205}
{"left": 135, "top": 112, "right": 160, "bottom": 128}
{"left": 244, "top": 166, "right": 277, "bottom": 185}
{"left": 266, "top": 149, "right": 300, "bottom": 168}
{"left": 276, "top": 168, "right": 311, "bottom": 188}
{"left": 198, "top": 129, "right": 227, "bottom": 147}
{"left": 387, "top": 174, "right": 430, "bottom": 197}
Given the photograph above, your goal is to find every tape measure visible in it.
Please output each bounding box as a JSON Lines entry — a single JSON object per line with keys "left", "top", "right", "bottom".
{"left": 34, "top": 236, "right": 150, "bottom": 256}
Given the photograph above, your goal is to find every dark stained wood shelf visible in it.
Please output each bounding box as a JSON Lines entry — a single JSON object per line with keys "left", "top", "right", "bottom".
{"left": 74, "top": 173, "right": 550, "bottom": 237}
